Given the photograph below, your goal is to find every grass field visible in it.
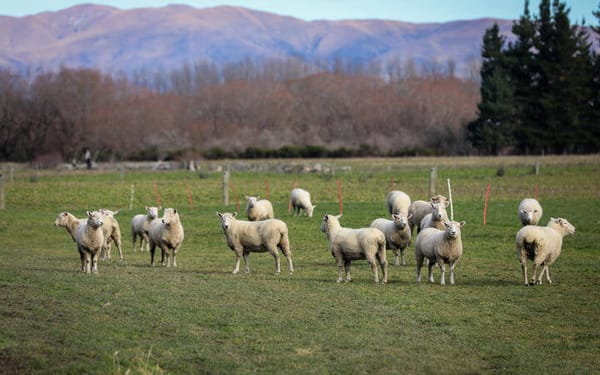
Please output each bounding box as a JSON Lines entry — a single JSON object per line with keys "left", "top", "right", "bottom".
{"left": 1, "top": 156, "right": 599, "bottom": 374}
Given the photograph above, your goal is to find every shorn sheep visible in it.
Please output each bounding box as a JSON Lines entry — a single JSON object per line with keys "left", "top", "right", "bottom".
{"left": 518, "top": 198, "right": 543, "bottom": 226}
{"left": 290, "top": 188, "right": 316, "bottom": 217}
{"left": 217, "top": 212, "right": 294, "bottom": 274}
{"left": 408, "top": 195, "right": 449, "bottom": 234}
{"left": 370, "top": 213, "right": 412, "bottom": 266}
{"left": 516, "top": 217, "right": 575, "bottom": 286}
{"left": 98, "top": 208, "right": 124, "bottom": 260}
{"left": 148, "top": 208, "right": 184, "bottom": 267}
{"left": 420, "top": 200, "right": 450, "bottom": 231}
{"left": 415, "top": 220, "right": 465, "bottom": 285}
{"left": 75, "top": 211, "right": 105, "bottom": 274}
{"left": 245, "top": 196, "right": 275, "bottom": 221}
{"left": 386, "top": 190, "right": 411, "bottom": 216}
{"left": 131, "top": 206, "right": 161, "bottom": 252}
{"left": 321, "top": 214, "right": 388, "bottom": 284}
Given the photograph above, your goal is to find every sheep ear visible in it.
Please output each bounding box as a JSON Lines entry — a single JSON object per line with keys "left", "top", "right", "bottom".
{"left": 245, "top": 196, "right": 249, "bottom": 200}
{"left": 216, "top": 212, "right": 223, "bottom": 218}
{"left": 460, "top": 221, "right": 466, "bottom": 227}
{"left": 443, "top": 221, "right": 451, "bottom": 228}
{"left": 335, "top": 214, "right": 342, "bottom": 219}
{"left": 86, "top": 211, "right": 91, "bottom": 216}
{"left": 233, "top": 212, "right": 238, "bottom": 217}
{"left": 407, "top": 213, "right": 413, "bottom": 219}
{"left": 444, "top": 200, "right": 450, "bottom": 208}
{"left": 173, "top": 209, "right": 177, "bottom": 214}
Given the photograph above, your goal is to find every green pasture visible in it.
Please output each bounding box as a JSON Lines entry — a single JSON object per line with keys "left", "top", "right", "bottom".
{"left": 1, "top": 156, "right": 599, "bottom": 374}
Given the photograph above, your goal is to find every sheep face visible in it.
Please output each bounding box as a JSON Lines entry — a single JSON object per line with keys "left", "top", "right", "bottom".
{"left": 548, "top": 217, "right": 575, "bottom": 236}
{"left": 245, "top": 196, "right": 259, "bottom": 209}
{"left": 161, "top": 208, "right": 179, "bottom": 227}
{"left": 431, "top": 202, "right": 448, "bottom": 221}
{"left": 217, "top": 212, "right": 237, "bottom": 231}
{"left": 86, "top": 211, "right": 104, "bottom": 229}
{"left": 391, "top": 213, "right": 412, "bottom": 229}
{"left": 146, "top": 206, "right": 160, "bottom": 219}
{"left": 443, "top": 220, "right": 465, "bottom": 239}
{"left": 54, "top": 212, "right": 70, "bottom": 227}
{"left": 305, "top": 205, "right": 316, "bottom": 218}
{"left": 99, "top": 208, "right": 119, "bottom": 217}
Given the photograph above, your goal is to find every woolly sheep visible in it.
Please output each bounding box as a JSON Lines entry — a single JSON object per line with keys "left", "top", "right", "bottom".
{"left": 420, "top": 200, "right": 450, "bottom": 231}
{"left": 148, "top": 208, "right": 184, "bottom": 267}
{"left": 54, "top": 211, "right": 85, "bottom": 242}
{"left": 245, "top": 196, "right": 275, "bottom": 221}
{"left": 98, "top": 208, "right": 124, "bottom": 260}
{"left": 370, "top": 213, "right": 412, "bottom": 266}
{"left": 321, "top": 214, "right": 388, "bottom": 284}
{"left": 75, "top": 210, "right": 105, "bottom": 274}
{"left": 516, "top": 217, "right": 575, "bottom": 286}
{"left": 131, "top": 206, "right": 161, "bottom": 252}
{"left": 415, "top": 220, "right": 465, "bottom": 285}
{"left": 290, "top": 188, "right": 316, "bottom": 217}
{"left": 386, "top": 190, "right": 411, "bottom": 217}
{"left": 518, "top": 198, "right": 543, "bottom": 226}
{"left": 408, "top": 195, "right": 448, "bottom": 234}
{"left": 216, "top": 212, "right": 294, "bottom": 274}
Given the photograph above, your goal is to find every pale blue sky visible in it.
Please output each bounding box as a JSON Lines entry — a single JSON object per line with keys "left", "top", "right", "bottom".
{"left": 0, "top": 0, "right": 597, "bottom": 23}
{"left": 0, "top": 0, "right": 600, "bottom": 25}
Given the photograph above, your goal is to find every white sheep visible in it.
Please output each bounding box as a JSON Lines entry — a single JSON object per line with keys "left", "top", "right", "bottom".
{"left": 321, "top": 213, "right": 388, "bottom": 283}
{"left": 420, "top": 201, "right": 450, "bottom": 231}
{"left": 290, "top": 188, "right": 316, "bottom": 217}
{"left": 518, "top": 198, "right": 543, "bottom": 226}
{"left": 75, "top": 210, "right": 105, "bottom": 274}
{"left": 415, "top": 220, "right": 465, "bottom": 285}
{"left": 54, "top": 211, "right": 85, "bottom": 242}
{"left": 515, "top": 217, "right": 575, "bottom": 286}
{"left": 245, "top": 196, "right": 275, "bottom": 221}
{"left": 148, "top": 208, "right": 184, "bottom": 267}
{"left": 131, "top": 206, "right": 161, "bottom": 252}
{"left": 408, "top": 195, "right": 448, "bottom": 234}
{"left": 370, "top": 213, "right": 412, "bottom": 266}
{"left": 216, "top": 212, "right": 294, "bottom": 274}
{"left": 386, "top": 190, "right": 411, "bottom": 216}
{"left": 98, "top": 208, "right": 124, "bottom": 261}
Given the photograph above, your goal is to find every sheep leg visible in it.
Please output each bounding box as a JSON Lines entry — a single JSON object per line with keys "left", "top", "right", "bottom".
{"left": 91, "top": 251, "right": 99, "bottom": 273}
{"left": 393, "top": 250, "right": 400, "bottom": 266}
{"left": 438, "top": 260, "right": 446, "bottom": 285}
{"left": 79, "top": 248, "right": 87, "bottom": 273}
{"left": 149, "top": 242, "right": 156, "bottom": 266}
{"left": 543, "top": 266, "right": 552, "bottom": 284}
{"left": 427, "top": 260, "right": 435, "bottom": 283}
{"left": 142, "top": 233, "right": 150, "bottom": 252}
{"left": 84, "top": 253, "right": 91, "bottom": 274}
{"left": 379, "top": 257, "right": 388, "bottom": 284}
{"left": 415, "top": 253, "right": 424, "bottom": 283}
{"left": 344, "top": 259, "right": 352, "bottom": 283}
{"left": 279, "top": 244, "right": 294, "bottom": 274}
{"left": 112, "top": 235, "right": 123, "bottom": 260}
{"left": 243, "top": 251, "right": 250, "bottom": 273}
{"left": 232, "top": 253, "right": 241, "bottom": 274}
{"left": 131, "top": 233, "right": 138, "bottom": 252}
{"left": 519, "top": 257, "right": 529, "bottom": 286}
{"left": 531, "top": 262, "right": 540, "bottom": 285}
{"left": 366, "top": 256, "right": 379, "bottom": 283}
{"left": 400, "top": 249, "right": 406, "bottom": 266}
{"left": 172, "top": 247, "right": 178, "bottom": 268}
{"left": 449, "top": 261, "right": 457, "bottom": 285}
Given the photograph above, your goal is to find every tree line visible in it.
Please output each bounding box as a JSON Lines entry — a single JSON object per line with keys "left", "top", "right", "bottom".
{"left": 468, "top": 0, "right": 600, "bottom": 155}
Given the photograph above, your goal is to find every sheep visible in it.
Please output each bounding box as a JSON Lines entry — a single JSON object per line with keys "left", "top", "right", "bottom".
{"left": 290, "top": 188, "right": 316, "bottom": 217}
{"left": 420, "top": 200, "right": 450, "bottom": 231}
{"left": 148, "top": 208, "right": 184, "bottom": 267}
{"left": 75, "top": 210, "right": 105, "bottom": 274}
{"left": 321, "top": 213, "right": 388, "bottom": 284}
{"left": 245, "top": 196, "right": 275, "bottom": 221}
{"left": 370, "top": 213, "right": 412, "bottom": 266}
{"left": 131, "top": 206, "right": 161, "bottom": 252}
{"left": 54, "top": 211, "right": 85, "bottom": 242}
{"left": 216, "top": 212, "right": 294, "bottom": 275}
{"left": 515, "top": 217, "right": 575, "bottom": 286}
{"left": 518, "top": 198, "right": 543, "bottom": 226}
{"left": 97, "top": 208, "right": 124, "bottom": 261}
{"left": 386, "top": 190, "right": 411, "bottom": 216}
{"left": 408, "top": 195, "right": 448, "bottom": 234}
{"left": 415, "top": 220, "right": 465, "bottom": 285}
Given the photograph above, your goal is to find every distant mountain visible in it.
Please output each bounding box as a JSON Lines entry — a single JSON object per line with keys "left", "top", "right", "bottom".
{"left": 0, "top": 4, "right": 533, "bottom": 77}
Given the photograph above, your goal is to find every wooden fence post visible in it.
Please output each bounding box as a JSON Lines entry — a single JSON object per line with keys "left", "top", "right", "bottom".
{"left": 429, "top": 166, "right": 437, "bottom": 198}
{"left": 223, "top": 170, "right": 230, "bottom": 206}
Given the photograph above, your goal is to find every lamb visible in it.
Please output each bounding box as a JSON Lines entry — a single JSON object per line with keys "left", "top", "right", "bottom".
{"left": 415, "top": 220, "right": 465, "bottom": 285}
{"left": 98, "top": 208, "right": 124, "bottom": 261}
{"left": 216, "top": 212, "right": 294, "bottom": 274}
{"left": 518, "top": 198, "right": 543, "bottom": 226}
{"left": 408, "top": 195, "right": 448, "bottom": 234}
{"left": 321, "top": 214, "right": 388, "bottom": 283}
{"left": 370, "top": 213, "right": 412, "bottom": 266}
{"left": 54, "top": 211, "right": 85, "bottom": 242}
{"left": 75, "top": 210, "right": 105, "bottom": 274}
{"left": 420, "top": 200, "right": 450, "bottom": 231}
{"left": 245, "top": 196, "right": 275, "bottom": 221}
{"left": 515, "top": 217, "right": 575, "bottom": 286}
{"left": 148, "top": 208, "right": 184, "bottom": 267}
{"left": 386, "top": 190, "right": 411, "bottom": 216}
{"left": 290, "top": 188, "right": 316, "bottom": 217}
{"left": 131, "top": 206, "right": 161, "bottom": 252}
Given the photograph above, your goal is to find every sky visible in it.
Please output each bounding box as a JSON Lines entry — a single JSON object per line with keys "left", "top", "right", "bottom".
{"left": 0, "top": 0, "right": 597, "bottom": 23}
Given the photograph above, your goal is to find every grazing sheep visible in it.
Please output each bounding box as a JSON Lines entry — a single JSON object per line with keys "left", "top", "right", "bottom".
{"left": 98, "top": 209, "right": 124, "bottom": 261}
{"left": 131, "top": 206, "right": 161, "bottom": 252}
{"left": 518, "top": 198, "right": 543, "bottom": 226}
{"left": 54, "top": 211, "right": 85, "bottom": 242}
{"left": 75, "top": 211, "right": 105, "bottom": 274}
{"left": 290, "top": 188, "right": 316, "bottom": 217}
{"left": 408, "top": 195, "right": 448, "bottom": 234}
{"left": 415, "top": 220, "right": 465, "bottom": 285}
{"left": 516, "top": 217, "right": 575, "bottom": 286}
{"left": 148, "top": 208, "right": 184, "bottom": 267}
{"left": 245, "top": 196, "right": 275, "bottom": 221}
{"left": 386, "top": 190, "right": 411, "bottom": 216}
{"left": 420, "top": 201, "right": 450, "bottom": 231}
{"left": 321, "top": 214, "right": 388, "bottom": 284}
{"left": 216, "top": 212, "right": 294, "bottom": 274}
{"left": 370, "top": 213, "right": 412, "bottom": 266}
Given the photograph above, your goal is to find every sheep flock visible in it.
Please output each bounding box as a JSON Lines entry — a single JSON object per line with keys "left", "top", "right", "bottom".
{"left": 54, "top": 185, "right": 575, "bottom": 286}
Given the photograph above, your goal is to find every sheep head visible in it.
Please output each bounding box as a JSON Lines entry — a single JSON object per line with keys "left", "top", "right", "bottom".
{"left": 86, "top": 211, "right": 104, "bottom": 228}
{"left": 548, "top": 217, "right": 575, "bottom": 237}
{"left": 217, "top": 212, "right": 237, "bottom": 231}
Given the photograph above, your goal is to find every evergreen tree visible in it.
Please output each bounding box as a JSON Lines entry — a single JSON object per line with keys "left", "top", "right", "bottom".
{"left": 467, "top": 23, "right": 515, "bottom": 154}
